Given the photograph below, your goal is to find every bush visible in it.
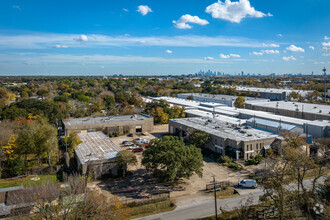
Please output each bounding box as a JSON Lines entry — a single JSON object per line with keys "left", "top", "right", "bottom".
{"left": 7, "top": 156, "right": 26, "bottom": 177}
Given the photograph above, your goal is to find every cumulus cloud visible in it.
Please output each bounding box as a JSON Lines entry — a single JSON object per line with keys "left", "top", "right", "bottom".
{"left": 282, "top": 56, "right": 296, "bottom": 61}
{"left": 322, "top": 41, "right": 330, "bottom": 51}
{"left": 286, "top": 45, "right": 304, "bottom": 52}
{"left": 165, "top": 50, "right": 172, "bottom": 54}
{"left": 122, "top": 8, "right": 129, "bottom": 12}
{"left": 173, "top": 14, "right": 209, "bottom": 29}
{"left": 262, "top": 43, "right": 280, "bottom": 48}
{"left": 262, "top": 49, "right": 279, "bottom": 54}
{"left": 277, "top": 34, "right": 282, "bottom": 37}
{"left": 205, "top": 0, "right": 272, "bottom": 23}
{"left": 204, "top": 56, "right": 214, "bottom": 60}
{"left": 137, "top": 5, "right": 152, "bottom": 16}
{"left": 325, "top": 36, "right": 330, "bottom": 40}
{"left": 220, "top": 53, "right": 240, "bottom": 59}
{"left": 309, "top": 46, "right": 314, "bottom": 50}
{"left": 252, "top": 52, "right": 263, "bottom": 56}
{"left": 77, "top": 34, "right": 88, "bottom": 42}
{"left": 53, "top": 45, "right": 69, "bottom": 48}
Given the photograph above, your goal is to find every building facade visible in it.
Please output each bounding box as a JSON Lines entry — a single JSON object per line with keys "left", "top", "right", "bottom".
{"left": 169, "top": 118, "right": 277, "bottom": 160}
{"left": 63, "top": 114, "right": 154, "bottom": 136}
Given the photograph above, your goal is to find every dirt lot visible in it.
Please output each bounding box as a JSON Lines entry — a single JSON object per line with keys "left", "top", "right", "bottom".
{"left": 88, "top": 124, "right": 264, "bottom": 202}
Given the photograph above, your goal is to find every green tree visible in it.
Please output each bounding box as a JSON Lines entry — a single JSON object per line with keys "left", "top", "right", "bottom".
{"left": 142, "top": 136, "right": 203, "bottom": 182}
{"left": 64, "top": 131, "right": 82, "bottom": 159}
{"left": 234, "top": 96, "right": 245, "bottom": 108}
{"left": 190, "top": 131, "right": 210, "bottom": 148}
{"left": 116, "top": 150, "right": 137, "bottom": 177}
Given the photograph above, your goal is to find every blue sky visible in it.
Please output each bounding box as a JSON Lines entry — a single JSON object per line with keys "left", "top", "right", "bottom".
{"left": 0, "top": 0, "right": 329, "bottom": 75}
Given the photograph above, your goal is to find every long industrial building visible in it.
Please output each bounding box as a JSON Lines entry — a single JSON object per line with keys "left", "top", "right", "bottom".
{"left": 177, "top": 93, "right": 269, "bottom": 107}
{"left": 245, "top": 101, "right": 330, "bottom": 120}
{"left": 63, "top": 114, "right": 154, "bottom": 136}
{"left": 169, "top": 118, "right": 278, "bottom": 160}
{"left": 223, "top": 86, "right": 311, "bottom": 101}
{"left": 151, "top": 96, "right": 330, "bottom": 138}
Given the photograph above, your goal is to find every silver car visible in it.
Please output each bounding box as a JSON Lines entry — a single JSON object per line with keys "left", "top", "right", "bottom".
{"left": 238, "top": 179, "right": 257, "bottom": 189}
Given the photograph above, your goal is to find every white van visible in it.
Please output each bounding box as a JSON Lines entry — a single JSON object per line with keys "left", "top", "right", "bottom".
{"left": 238, "top": 179, "right": 257, "bottom": 189}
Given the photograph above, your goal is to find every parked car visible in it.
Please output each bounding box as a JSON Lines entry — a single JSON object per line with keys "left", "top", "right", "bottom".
{"left": 129, "top": 145, "right": 139, "bottom": 150}
{"left": 238, "top": 179, "right": 257, "bottom": 189}
{"left": 132, "top": 147, "right": 144, "bottom": 153}
{"left": 133, "top": 138, "right": 143, "bottom": 143}
{"left": 122, "top": 140, "right": 129, "bottom": 144}
{"left": 124, "top": 141, "right": 134, "bottom": 146}
{"left": 127, "top": 133, "right": 134, "bottom": 137}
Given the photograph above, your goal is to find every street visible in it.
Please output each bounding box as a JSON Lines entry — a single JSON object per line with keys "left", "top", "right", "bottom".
{"left": 135, "top": 177, "right": 326, "bottom": 220}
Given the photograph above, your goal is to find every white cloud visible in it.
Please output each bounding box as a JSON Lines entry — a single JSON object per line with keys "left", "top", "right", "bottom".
{"left": 205, "top": 0, "right": 272, "bottom": 23}
{"left": 252, "top": 52, "right": 263, "bottom": 56}
{"left": 322, "top": 41, "right": 330, "bottom": 51}
{"left": 262, "top": 43, "right": 280, "bottom": 48}
{"left": 53, "top": 45, "right": 69, "bottom": 48}
{"left": 282, "top": 56, "right": 296, "bottom": 61}
{"left": 122, "top": 8, "right": 129, "bottom": 12}
{"left": 137, "top": 5, "right": 152, "bottom": 16}
{"left": 13, "top": 5, "right": 21, "bottom": 10}
{"left": 173, "top": 14, "right": 209, "bottom": 29}
{"left": 219, "top": 53, "right": 240, "bottom": 59}
{"left": 100, "top": 66, "right": 105, "bottom": 69}
{"left": 204, "top": 56, "right": 214, "bottom": 60}
{"left": 165, "top": 50, "right": 172, "bottom": 54}
{"left": 0, "top": 33, "right": 280, "bottom": 49}
{"left": 78, "top": 34, "right": 88, "bottom": 42}
{"left": 323, "top": 53, "right": 330, "bottom": 56}
{"left": 286, "top": 45, "right": 304, "bottom": 52}
{"left": 277, "top": 34, "right": 282, "bottom": 37}
{"left": 314, "top": 61, "right": 325, "bottom": 65}
{"left": 309, "top": 46, "right": 314, "bottom": 50}
{"left": 262, "top": 49, "right": 279, "bottom": 54}
{"left": 324, "top": 36, "right": 330, "bottom": 40}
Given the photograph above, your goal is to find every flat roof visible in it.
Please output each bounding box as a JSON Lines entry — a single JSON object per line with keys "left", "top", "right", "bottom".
{"left": 154, "top": 97, "right": 226, "bottom": 108}
{"left": 185, "top": 109, "right": 246, "bottom": 125}
{"left": 170, "top": 117, "right": 277, "bottom": 142}
{"left": 63, "top": 114, "right": 151, "bottom": 127}
{"left": 75, "top": 132, "right": 122, "bottom": 165}
{"left": 179, "top": 93, "right": 269, "bottom": 102}
{"left": 223, "top": 86, "right": 311, "bottom": 95}
{"left": 246, "top": 118, "right": 296, "bottom": 131}
{"left": 249, "top": 101, "right": 330, "bottom": 116}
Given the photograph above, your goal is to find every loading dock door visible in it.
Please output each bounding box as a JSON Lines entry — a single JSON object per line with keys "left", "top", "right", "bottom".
{"left": 136, "top": 126, "right": 142, "bottom": 133}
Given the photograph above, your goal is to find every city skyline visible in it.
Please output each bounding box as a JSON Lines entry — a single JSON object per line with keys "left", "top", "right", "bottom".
{"left": 0, "top": 0, "right": 329, "bottom": 75}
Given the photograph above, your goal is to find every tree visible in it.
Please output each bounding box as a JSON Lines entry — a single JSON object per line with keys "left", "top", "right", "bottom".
{"left": 152, "top": 107, "right": 169, "bottom": 124}
{"left": 234, "top": 96, "right": 245, "bottom": 108}
{"left": 190, "top": 131, "right": 211, "bottom": 148}
{"left": 64, "top": 131, "right": 82, "bottom": 159}
{"left": 116, "top": 150, "right": 137, "bottom": 177}
{"left": 142, "top": 136, "right": 203, "bottom": 182}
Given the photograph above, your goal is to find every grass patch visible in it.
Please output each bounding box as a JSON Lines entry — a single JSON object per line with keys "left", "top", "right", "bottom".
{"left": 0, "top": 174, "right": 58, "bottom": 189}
{"left": 214, "top": 186, "right": 239, "bottom": 199}
{"left": 129, "top": 199, "right": 176, "bottom": 219}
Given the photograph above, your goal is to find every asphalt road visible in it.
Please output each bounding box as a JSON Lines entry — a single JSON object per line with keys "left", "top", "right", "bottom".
{"left": 136, "top": 177, "right": 326, "bottom": 220}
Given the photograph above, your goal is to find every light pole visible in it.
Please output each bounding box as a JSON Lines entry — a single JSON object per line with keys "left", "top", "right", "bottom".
{"left": 212, "top": 175, "right": 218, "bottom": 220}
{"left": 323, "top": 67, "right": 327, "bottom": 101}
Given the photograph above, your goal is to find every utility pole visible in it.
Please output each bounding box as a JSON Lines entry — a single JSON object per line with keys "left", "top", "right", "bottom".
{"left": 323, "top": 67, "right": 327, "bottom": 101}
{"left": 212, "top": 175, "right": 218, "bottom": 220}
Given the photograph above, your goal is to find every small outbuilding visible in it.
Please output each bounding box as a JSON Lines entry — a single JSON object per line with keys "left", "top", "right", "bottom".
{"left": 75, "top": 132, "right": 122, "bottom": 178}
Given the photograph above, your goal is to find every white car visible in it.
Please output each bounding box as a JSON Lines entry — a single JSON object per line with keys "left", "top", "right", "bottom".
{"left": 129, "top": 145, "right": 139, "bottom": 150}
{"left": 238, "top": 179, "right": 257, "bottom": 189}
{"left": 124, "top": 141, "right": 134, "bottom": 146}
